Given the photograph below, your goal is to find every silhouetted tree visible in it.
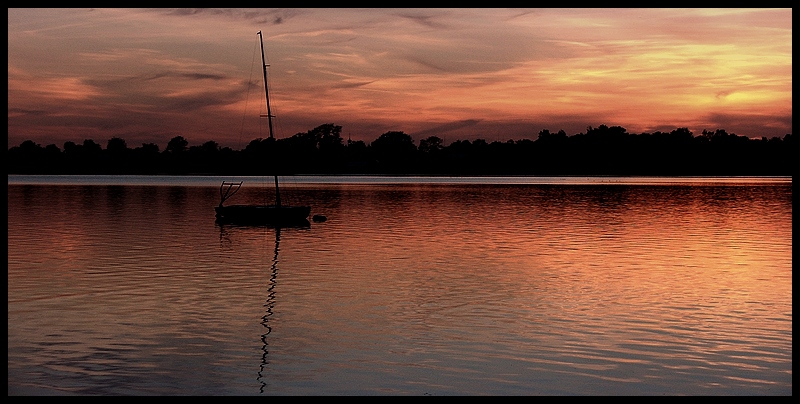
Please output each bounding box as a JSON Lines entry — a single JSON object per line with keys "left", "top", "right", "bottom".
{"left": 182, "top": 140, "right": 222, "bottom": 174}
{"left": 104, "top": 137, "right": 131, "bottom": 173}
{"left": 537, "top": 129, "right": 568, "bottom": 143}
{"left": 166, "top": 136, "right": 189, "bottom": 154}
{"left": 344, "top": 138, "right": 371, "bottom": 173}
{"left": 371, "top": 131, "right": 417, "bottom": 173}
{"left": 138, "top": 143, "right": 160, "bottom": 154}
{"left": 313, "top": 123, "right": 344, "bottom": 153}
{"left": 418, "top": 136, "right": 445, "bottom": 173}
{"left": 162, "top": 136, "right": 190, "bottom": 173}
{"left": 205, "top": 140, "right": 220, "bottom": 153}
{"left": 82, "top": 139, "right": 102, "bottom": 153}
{"left": 18, "top": 140, "right": 43, "bottom": 153}
{"left": 7, "top": 140, "right": 45, "bottom": 173}
{"left": 106, "top": 137, "right": 128, "bottom": 152}
{"left": 80, "top": 139, "right": 103, "bottom": 172}
{"left": 419, "top": 136, "right": 444, "bottom": 154}
{"left": 312, "top": 123, "right": 345, "bottom": 171}
{"left": 133, "top": 143, "right": 162, "bottom": 174}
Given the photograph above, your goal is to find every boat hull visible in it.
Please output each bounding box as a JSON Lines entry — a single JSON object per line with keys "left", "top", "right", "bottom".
{"left": 215, "top": 204, "right": 311, "bottom": 226}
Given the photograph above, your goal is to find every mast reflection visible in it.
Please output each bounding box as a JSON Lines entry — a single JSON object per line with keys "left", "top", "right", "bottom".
{"left": 216, "top": 220, "right": 310, "bottom": 394}
{"left": 258, "top": 226, "right": 280, "bottom": 394}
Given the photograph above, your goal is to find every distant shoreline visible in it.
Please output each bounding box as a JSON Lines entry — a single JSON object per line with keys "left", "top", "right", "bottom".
{"left": 8, "top": 125, "right": 794, "bottom": 177}
{"left": 7, "top": 174, "right": 792, "bottom": 188}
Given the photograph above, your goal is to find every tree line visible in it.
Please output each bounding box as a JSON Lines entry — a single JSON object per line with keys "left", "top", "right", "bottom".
{"left": 7, "top": 123, "right": 794, "bottom": 176}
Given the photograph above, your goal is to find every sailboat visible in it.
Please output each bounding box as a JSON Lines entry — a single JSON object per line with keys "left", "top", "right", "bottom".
{"left": 215, "top": 31, "right": 311, "bottom": 226}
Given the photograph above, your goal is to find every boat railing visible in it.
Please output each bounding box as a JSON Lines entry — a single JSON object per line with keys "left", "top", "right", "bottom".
{"left": 219, "top": 181, "right": 243, "bottom": 207}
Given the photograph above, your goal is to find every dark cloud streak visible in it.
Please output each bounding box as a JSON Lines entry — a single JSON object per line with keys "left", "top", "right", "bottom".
{"left": 395, "top": 11, "right": 450, "bottom": 29}
{"left": 8, "top": 107, "right": 49, "bottom": 117}
{"left": 154, "top": 8, "right": 302, "bottom": 26}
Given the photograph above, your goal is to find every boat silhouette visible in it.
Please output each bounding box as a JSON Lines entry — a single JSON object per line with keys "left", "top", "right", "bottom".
{"left": 215, "top": 31, "right": 311, "bottom": 226}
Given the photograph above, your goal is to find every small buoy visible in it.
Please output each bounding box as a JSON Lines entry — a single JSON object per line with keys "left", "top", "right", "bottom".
{"left": 312, "top": 214, "right": 327, "bottom": 222}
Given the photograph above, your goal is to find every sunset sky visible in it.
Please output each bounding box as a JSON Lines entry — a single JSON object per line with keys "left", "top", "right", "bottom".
{"left": 7, "top": 8, "right": 793, "bottom": 151}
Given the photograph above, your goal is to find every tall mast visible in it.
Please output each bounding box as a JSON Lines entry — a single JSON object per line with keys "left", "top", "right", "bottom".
{"left": 258, "top": 31, "right": 275, "bottom": 140}
{"left": 258, "top": 30, "right": 281, "bottom": 208}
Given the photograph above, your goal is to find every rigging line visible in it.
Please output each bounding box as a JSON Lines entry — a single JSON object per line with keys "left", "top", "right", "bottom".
{"left": 238, "top": 36, "right": 260, "bottom": 151}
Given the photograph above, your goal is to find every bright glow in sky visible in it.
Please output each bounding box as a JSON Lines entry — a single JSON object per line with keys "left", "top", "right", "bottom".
{"left": 7, "top": 8, "right": 792, "bottom": 150}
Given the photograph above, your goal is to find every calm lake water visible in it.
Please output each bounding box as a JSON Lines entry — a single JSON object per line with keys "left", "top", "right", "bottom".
{"left": 7, "top": 176, "right": 792, "bottom": 395}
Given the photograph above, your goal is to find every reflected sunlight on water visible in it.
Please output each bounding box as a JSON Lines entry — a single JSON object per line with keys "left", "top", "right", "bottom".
{"left": 7, "top": 177, "right": 792, "bottom": 395}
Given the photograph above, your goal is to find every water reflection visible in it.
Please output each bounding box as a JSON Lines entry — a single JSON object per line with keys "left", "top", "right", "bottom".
{"left": 216, "top": 222, "right": 311, "bottom": 394}
{"left": 106, "top": 185, "right": 127, "bottom": 216}
{"left": 8, "top": 180, "right": 792, "bottom": 395}
{"left": 80, "top": 185, "right": 99, "bottom": 211}
{"left": 167, "top": 186, "right": 188, "bottom": 216}
{"left": 258, "top": 227, "right": 281, "bottom": 394}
